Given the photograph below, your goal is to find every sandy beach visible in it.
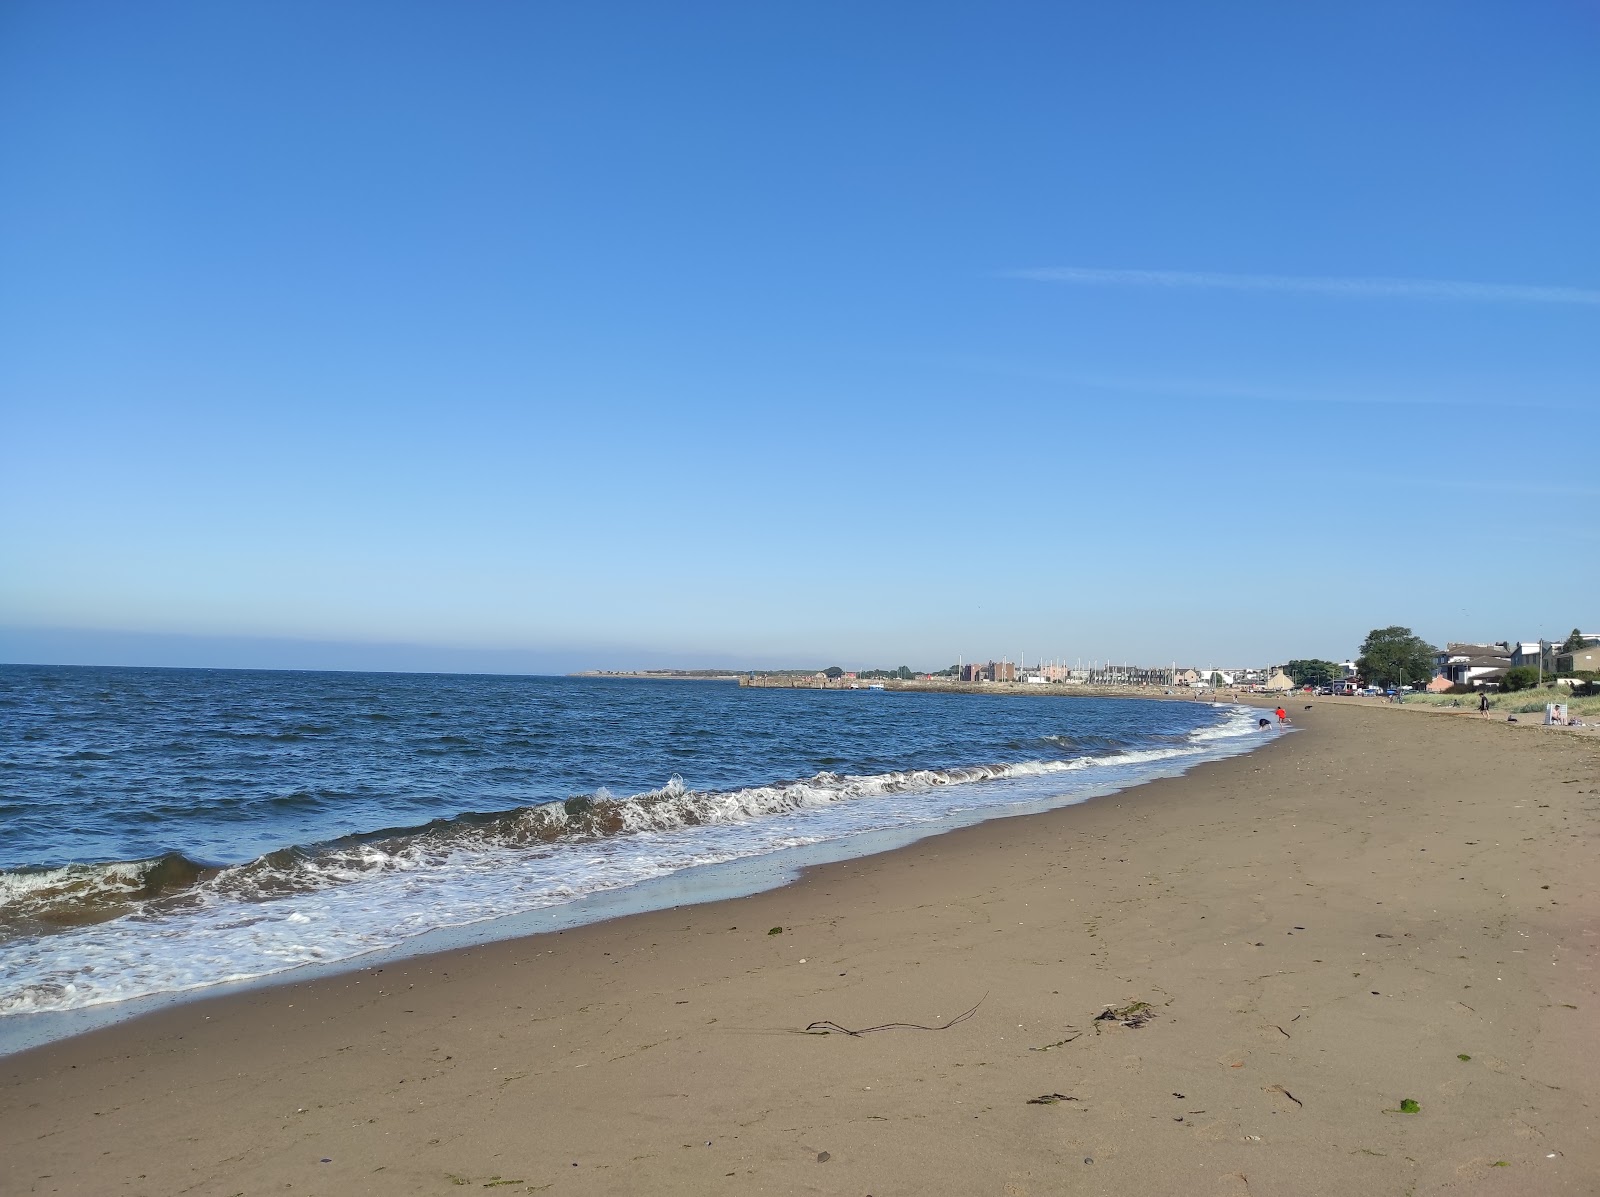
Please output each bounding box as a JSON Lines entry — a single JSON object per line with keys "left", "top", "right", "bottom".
{"left": 3, "top": 701, "right": 1596, "bottom": 1197}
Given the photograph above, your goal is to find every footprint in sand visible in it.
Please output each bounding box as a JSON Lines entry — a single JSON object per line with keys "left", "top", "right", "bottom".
{"left": 1508, "top": 1114, "right": 1544, "bottom": 1140}
{"left": 1192, "top": 1119, "right": 1234, "bottom": 1144}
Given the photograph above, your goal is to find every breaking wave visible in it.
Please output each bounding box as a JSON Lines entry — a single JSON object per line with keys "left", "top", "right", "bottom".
{"left": 0, "top": 705, "right": 1268, "bottom": 1017}
{"left": 0, "top": 758, "right": 1102, "bottom": 935}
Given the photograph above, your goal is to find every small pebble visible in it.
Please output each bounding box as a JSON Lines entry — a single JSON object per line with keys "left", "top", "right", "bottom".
{"left": 816, "top": 1151, "right": 831, "bottom": 1163}
{"left": 1084, "top": 1157, "right": 1094, "bottom": 1164}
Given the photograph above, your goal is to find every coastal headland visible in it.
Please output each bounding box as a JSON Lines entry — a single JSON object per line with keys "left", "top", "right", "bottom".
{"left": 2, "top": 702, "right": 1595, "bottom": 1195}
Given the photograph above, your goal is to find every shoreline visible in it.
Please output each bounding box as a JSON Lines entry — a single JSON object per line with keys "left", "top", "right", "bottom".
{"left": 0, "top": 696, "right": 1265, "bottom": 1056}
{"left": 3, "top": 703, "right": 1595, "bottom": 1195}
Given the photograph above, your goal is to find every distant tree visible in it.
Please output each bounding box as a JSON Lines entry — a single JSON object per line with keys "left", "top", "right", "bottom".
{"left": 1355, "top": 626, "right": 1437, "bottom": 689}
{"left": 1563, "top": 628, "right": 1588, "bottom": 652}
{"left": 1209, "top": 671, "right": 1223, "bottom": 686}
{"left": 1500, "top": 666, "right": 1539, "bottom": 692}
{"left": 1285, "top": 659, "right": 1342, "bottom": 688}
{"left": 894, "top": 665, "right": 914, "bottom": 680}
{"left": 823, "top": 666, "right": 844, "bottom": 680}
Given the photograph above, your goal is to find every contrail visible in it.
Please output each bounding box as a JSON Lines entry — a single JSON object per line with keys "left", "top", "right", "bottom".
{"left": 1004, "top": 266, "right": 1600, "bottom": 305}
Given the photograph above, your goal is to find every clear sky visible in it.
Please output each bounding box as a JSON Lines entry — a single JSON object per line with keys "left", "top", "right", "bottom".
{"left": 2, "top": 2, "right": 1596, "bottom": 672}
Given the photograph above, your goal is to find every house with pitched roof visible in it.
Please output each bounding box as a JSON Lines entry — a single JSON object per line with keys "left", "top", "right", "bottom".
{"left": 1434, "top": 643, "right": 1512, "bottom": 688}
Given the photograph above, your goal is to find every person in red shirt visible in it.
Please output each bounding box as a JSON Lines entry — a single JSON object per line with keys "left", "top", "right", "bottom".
{"left": 1275, "top": 706, "right": 1288, "bottom": 723}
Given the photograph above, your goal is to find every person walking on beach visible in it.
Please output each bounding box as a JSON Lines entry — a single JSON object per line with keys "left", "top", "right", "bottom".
{"left": 1275, "top": 706, "right": 1288, "bottom": 724}
{"left": 1479, "top": 692, "right": 1490, "bottom": 719}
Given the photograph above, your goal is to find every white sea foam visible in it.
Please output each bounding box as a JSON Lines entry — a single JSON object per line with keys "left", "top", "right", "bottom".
{"left": 0, "top": 862, "right": 150, "bottom": 906}
{"left": 0, "top": 706, "right": 1269, "bottom": 1016}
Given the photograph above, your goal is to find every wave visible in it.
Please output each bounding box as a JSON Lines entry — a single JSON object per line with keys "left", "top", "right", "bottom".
{"left": 0, "top": 757, "right": 1094, "bottom": 933}
{"left": 0, "top": 706, "right": 1269, "bottom": 1015}
{"left": 0, "top": 854, "right": 213, "bottom": 936}
{"left": 0, "top": 719, "right": 1265, "bottom": 943}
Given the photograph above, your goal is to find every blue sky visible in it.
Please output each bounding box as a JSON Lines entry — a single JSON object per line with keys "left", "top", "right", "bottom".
{"left": 2, "top": 2, "right": 1596, "bottom": 672}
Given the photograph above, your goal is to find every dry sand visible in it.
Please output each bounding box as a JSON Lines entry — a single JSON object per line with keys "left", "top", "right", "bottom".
{"left": 3, "top": 702, "right": 1596, "bottom": 1196}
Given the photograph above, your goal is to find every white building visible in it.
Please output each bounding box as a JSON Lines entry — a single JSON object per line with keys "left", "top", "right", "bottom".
{"left": 1434, "top": 643, "right": 1511, "bottom": 688}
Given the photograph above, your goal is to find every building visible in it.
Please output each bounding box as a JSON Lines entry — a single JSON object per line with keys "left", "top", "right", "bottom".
{"left": 1263, "top": 669, "right": 1296, "bottom": 692}
{"left": 1508, "top": 638, "right": 1599, "bottom": 676}
{"left": 1435, "top": 643, "right": 1511, "bottom": 688}
{"left": 1557, "top": 644, "right": 1600, "bottom": 674}
{"left": 959, "top": 660, "right": 1017, "bottom": 683}
{"left": 1508, "top": 642, "right": 1544, "bottom": 670}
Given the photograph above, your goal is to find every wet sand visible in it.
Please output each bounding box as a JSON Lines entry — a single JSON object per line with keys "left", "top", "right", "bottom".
{"left": 3, "top": 702, "right": 1596, "bottom": 1196}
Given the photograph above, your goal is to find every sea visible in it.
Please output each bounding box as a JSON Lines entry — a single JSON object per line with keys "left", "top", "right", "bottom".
{"left": 0, "top": 665, "right": 1267, "bottom": 1048}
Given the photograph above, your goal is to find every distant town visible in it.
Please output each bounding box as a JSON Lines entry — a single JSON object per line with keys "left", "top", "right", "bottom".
{"left": 574, "top": 627, "right": 1599, "bottom": 696}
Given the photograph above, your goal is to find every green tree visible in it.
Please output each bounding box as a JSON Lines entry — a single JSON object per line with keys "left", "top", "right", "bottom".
{"left": 1285, "top": 659, "right": 1342, "bottom": 688}
{"left": 1500, "top": 666, "right": 1539, "bottom": 692}
{"left": 1563, "top": 628, "right": 1588, "bottom": 652}
{"left": 823, "top": 666, "right": 844, "bottom": 680}
{"left": 1355, "top": 626, "right": 1437, "bottom": 689}
{"left": 894, "top": 665, "right": 914, "bottom": 680}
